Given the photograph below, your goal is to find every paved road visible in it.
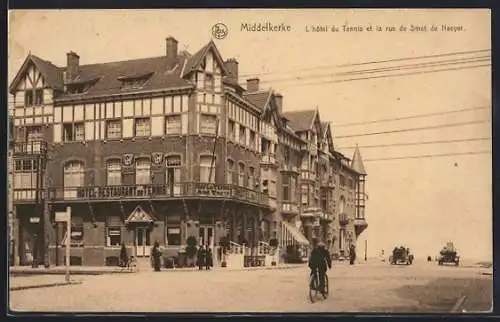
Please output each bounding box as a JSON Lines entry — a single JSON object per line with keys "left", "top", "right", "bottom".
{"left": 9, "top": 261, "right": 492, "bottom": 313}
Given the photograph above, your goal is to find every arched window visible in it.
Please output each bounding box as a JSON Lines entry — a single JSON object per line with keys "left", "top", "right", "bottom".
{"left": 339, "top": 196, "right": 346, "bottom": 214}
{"left": 64, "top": 161, "right": 84, "bottom": 199}
{"left": 227, "top": 159, "right": 234, "bottom": 185}
{"left": 64, "top": 161, "right": 84, "bottom": 187}
{"left": 248, "top": 166, "right": 255, "bottom": 189}
{"left": 106, "top": 159, "right": 121, "bottom": 186}
{"left": 238, "top": 162, "right": 245, "bottom": 186}
{"left": 135, "top": 158, "right": 151, "bottom": 185}
{"left": 200, "top": 155, "right": 215, "bottom": 183}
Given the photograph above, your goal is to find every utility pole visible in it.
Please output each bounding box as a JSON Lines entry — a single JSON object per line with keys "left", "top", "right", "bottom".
{"left": 365, "top": 239, "right": 367, "bottom": 261}
{"left": 42, "top": 144, "right": 50, "bottom": 268}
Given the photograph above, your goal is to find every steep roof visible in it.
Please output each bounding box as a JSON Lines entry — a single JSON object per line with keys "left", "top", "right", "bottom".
{"left": 57, "top": 55, "right": 193, "bottom": 100}
{"left": 244, "top": 90, "right": 271, "bottom": 111}
{"left": 182, "top": 40, "right": 229, "bottom": 77}
{"left": 281, "top": 110, "right": 316, "bottom": 132}
{"left": 9, "top": 54, "right": 64, "bottom": 93}
{"left": 351, "top": 145, "right": 367, "bottom": 175}
{"left": 10, "top": 40, "right": 231, "bottom": 100}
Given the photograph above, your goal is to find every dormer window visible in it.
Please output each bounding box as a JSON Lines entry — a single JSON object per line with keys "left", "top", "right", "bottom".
{"left": 118, "top": 72, "right": 153, "bottom": 91}
{"left": 65, "top": 77, "right": 100, "bottom": 95}
{"left": 66, "top": 84, "right": 86, "bottom": 94}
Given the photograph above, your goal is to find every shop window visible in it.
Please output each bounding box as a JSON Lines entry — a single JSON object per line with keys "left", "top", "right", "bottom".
{"left": 106, "top": 227, "right": 121, "bottom": 247}
{"left": 61, "top": 216, "right": 84, "bottom": 247}
{"left": 167, "top": 227, "right": 181, "bottom": 246}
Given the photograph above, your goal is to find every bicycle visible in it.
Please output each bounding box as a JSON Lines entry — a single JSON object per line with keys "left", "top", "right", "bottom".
{"left": 309, "top": 269, "right": 329, "bottom": 303}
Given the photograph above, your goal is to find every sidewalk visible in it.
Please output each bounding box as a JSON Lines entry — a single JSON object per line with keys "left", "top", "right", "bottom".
{"left": 10, "top": 263, "right": 306, "bottom": 277}
{"left": 10, "top": 265, "right": 137, "bottom": 276}
{"left": 9, "top": 275, "right": 83, "bottom": 291}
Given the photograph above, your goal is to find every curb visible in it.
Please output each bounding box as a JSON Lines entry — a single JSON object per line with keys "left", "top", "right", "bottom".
{"left": 158, "top": 265, "right": 304, "bottom": 273}
{"left": 10, "top": 265, "right": 305, "bottom": 276}
{"left": 10, "top": 270, "right": 136, "bottom": 277}
{"left": 10, "top": 280, "right": 83, "bottom": 291}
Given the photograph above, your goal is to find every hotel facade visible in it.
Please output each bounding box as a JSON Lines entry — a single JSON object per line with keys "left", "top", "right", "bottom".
{"left": 9, "top": 37, "right": 368, "bottom": 267}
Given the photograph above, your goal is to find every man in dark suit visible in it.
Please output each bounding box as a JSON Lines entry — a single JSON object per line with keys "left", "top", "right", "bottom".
{"left": 308, "top": 240, "right": 332, "bottom": 294}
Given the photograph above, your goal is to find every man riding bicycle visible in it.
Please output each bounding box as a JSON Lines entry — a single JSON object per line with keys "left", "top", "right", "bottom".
{"left": 308, "top": 240, "right": 332, "bottom": 294}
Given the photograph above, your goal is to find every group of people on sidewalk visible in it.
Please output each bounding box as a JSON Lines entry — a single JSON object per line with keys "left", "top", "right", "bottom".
{"left": 196, "top": 245, "right": 214, "bottom": 270}
{"left": 119, "top": 242, "right": 214, "bottom": 272}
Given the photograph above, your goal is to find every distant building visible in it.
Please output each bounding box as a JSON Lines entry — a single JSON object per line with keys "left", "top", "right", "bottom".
{"left": 9, "top": 37, "right": 367, "bottom": 266}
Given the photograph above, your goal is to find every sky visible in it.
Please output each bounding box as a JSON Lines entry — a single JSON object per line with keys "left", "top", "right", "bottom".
{"left": 8, "top": 9, "right": 492, "bottom": 261}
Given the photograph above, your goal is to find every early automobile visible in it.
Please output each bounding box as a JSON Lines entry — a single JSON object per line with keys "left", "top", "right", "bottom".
{"left": 438, "top": 242, "right": 460, "bottom": 266}
{"left": 389, "top": 246, "right": 414, "bottom": 265}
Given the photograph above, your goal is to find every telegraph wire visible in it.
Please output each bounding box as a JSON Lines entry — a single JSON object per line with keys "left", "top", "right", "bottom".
{"left": 338, "top": 137, "right": 491, "bottom": 150}
{"left": 333, "top": 106, "right": 490, "bottom": 127}
{"left": 335, "top": 119, "right": 490, "bottom": 139}
{"left": 239, "top": 48, "right": 491, "bottom": 78}
{"left": 280, "top": 64, "right": 491, "bottom": 89}
{"left": 256, "top": 56, "right": 490, "bottom": 85}
{"left": 363, "top": 150, "right": 491, "bottom": 162}
{"left": 335, "top": 56, "right": 490, "bottom": 77}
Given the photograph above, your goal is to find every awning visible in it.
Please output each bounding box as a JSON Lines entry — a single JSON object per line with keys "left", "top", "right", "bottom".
{"left": 282, "top": 221, "right": 310, "bottom": 246}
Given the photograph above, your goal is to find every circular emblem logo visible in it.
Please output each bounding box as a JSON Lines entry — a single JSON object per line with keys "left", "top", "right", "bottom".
{"left": 212, "top": 23, "right": 228, "bottom": 40}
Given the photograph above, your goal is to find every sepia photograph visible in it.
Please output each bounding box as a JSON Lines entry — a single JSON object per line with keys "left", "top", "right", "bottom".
{"left": 7, "top": 9, "right": 492, "bottom": 313}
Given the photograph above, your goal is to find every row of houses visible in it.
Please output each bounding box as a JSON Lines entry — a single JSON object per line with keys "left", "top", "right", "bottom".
{"left": 8, "top": 36, "right": 368, "bottom": 267}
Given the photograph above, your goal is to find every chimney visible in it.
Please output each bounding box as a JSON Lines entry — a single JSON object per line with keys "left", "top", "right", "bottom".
{"left": 274, "top": 93, "right": 283, "bottom": 115}
{"left": 224, "top": 58, "right": 239, "bottom": 83}
{"left": 246, "top": 78, "right": 260, "bottom": 93}
{"left": 66, "top": 51, "right": 80, "bottom": 82}
{"left": 166, "top": 36, "right": 178, "bottom": 65}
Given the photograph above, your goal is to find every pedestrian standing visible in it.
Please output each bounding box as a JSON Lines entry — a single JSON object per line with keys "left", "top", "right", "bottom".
{"left": 205, "top": 247, "right": 213, "bottom": 270}
{"left": 151, "top": 241, "right": 162, "bottom": 272}
{"left": 119, "top": 242, "right": 128, "bottom": 267}
{"left": 349, "top": 244, "right": 356, "bottom": 265}
{"left": 197, "top": 245, "right": 206, "bottom": 270}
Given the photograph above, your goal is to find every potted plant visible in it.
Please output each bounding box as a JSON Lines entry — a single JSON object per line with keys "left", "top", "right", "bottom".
{"left": 185, "top": 236, "right": 198, "bottom": 267}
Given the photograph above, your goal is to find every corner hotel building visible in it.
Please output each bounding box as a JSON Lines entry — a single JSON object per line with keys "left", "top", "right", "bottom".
{"left": 9, "top": 37, "right": 368, "bottom": 266}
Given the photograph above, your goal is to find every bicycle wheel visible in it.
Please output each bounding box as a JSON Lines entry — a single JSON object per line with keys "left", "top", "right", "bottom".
{"left": 322, "top": 274, "right": 329, "bottom": 298}
{"left": 309, "top": 274, "right": 318, "bottom": 303}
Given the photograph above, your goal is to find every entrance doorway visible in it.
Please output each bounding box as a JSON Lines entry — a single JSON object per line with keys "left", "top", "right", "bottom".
{"left": 135, "top": 227, "right": 151, "bottom": 257}
{"left": 199, "top": 225, "right": 215, "bottom": 248}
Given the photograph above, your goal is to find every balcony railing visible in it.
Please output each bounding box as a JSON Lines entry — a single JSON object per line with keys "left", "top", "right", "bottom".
{"left": 339, "top": 213, "right": 349, "bottom": 225}
{"left": 281, "top": 201, "right": 299, "bottom": 214}
{"left": 260, "top": 153, "right": 277, "bottom": 165}
{"left": 280, "top": 164, "right": 299, "bottom": 173}
{"left": 12, "top": 140, "right": 47, "bottom": 155}
{"left": 38, "top": 182, "right": 269, "bottom": 207}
